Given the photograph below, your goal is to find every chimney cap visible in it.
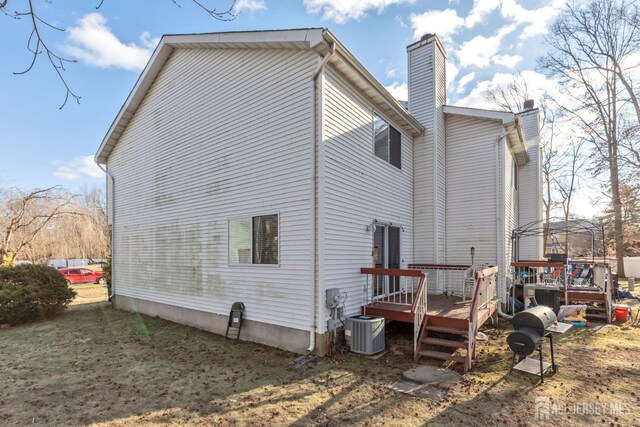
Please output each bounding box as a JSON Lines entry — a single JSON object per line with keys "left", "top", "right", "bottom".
{"left": 523, "top": 99, "right": 535, "bottom": 110}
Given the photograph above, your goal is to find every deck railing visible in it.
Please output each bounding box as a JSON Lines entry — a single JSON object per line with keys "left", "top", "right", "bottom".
{"left": 467, "top": 266, "right": 498, "bottom": 370}
{"left": 360, "top": 268, "right": 425, "bottom": 307}
{"left": 411, "top": 274, "right": 428, "bottom": 356}
{"left": 408, "top": 264, "right": 475, "bottom": 299}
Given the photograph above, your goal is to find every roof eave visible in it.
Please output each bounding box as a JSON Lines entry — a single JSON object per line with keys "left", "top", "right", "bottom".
{"left": 442, "top": 105, "right": 529, "bottom": 165}
{"left": 322, "top": 30, "right": 424, "bottom": 136}
{"left": 95, "top": 41, "right": 174, "bottom": 164}
{"left": 505, "top": 119, "right": 529, "bottom": 166}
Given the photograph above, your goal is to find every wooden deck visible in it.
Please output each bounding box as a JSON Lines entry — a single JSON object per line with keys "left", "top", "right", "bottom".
{"left": 364, "top": 294, "right": 496, "bottom": 326}
{"left": 360, "top": 265, "right": 500, "bottom": 371}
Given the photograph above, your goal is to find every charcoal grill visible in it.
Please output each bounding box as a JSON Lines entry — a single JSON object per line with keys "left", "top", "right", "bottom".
{"left": 507, "top": 306, "right": 571, "bottom": 382}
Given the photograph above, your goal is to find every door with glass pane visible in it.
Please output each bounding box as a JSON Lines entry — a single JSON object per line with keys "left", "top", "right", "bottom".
{"left": 372, "top": 224, "right": 401, "bottom": 299}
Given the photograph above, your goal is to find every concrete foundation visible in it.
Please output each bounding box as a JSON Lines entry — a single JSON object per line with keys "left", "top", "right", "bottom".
{"left": 113, "top": 295, "right": 330, "bottom": 356}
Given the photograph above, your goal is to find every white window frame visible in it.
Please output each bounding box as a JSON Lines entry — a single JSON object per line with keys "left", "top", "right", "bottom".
{"left": 372, "top": 111, "right": 402, "bottom": 170}
{"left": 228, "top": 212, "right": 280, "bottom": 267}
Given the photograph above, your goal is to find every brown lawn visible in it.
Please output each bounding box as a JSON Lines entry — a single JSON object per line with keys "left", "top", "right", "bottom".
{"left": 0, "top": 288, "right": 638, "bottom": 426}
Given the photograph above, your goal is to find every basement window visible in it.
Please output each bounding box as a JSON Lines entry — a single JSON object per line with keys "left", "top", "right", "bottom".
{"left": 373, "top": 113, "right": 401, "bottom": 169}
{"left": 229, "top": 214, "right": 279, "bottom": 265}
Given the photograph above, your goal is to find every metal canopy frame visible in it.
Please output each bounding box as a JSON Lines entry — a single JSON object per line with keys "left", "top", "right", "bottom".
{"left": 511, "top": 217, "right": 606, "bottom": 264}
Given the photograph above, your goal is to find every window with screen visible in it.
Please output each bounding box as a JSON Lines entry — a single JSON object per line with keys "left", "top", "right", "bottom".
{"left": 229, "top": 214, "right": 278, "bottom": 265}
{"left": 373, "top": 113, "right": 401, "bottom": 169}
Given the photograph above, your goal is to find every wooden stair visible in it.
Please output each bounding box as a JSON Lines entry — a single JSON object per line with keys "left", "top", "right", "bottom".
{"left": 586, "top": 306, "right": 608, "bottom": 321}
{"left": 421, "top": 337, "right": 467, "bottom": 349}
{"left": 415, "top": 317, "right": 471, "bottom": 371}
{"left": 417, "top": 349, "right": 466, "bottom": 364}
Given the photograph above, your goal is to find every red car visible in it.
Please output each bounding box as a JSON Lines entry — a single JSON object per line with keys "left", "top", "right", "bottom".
{"left": 59, "top": 268, "right": 106, "bottom": 285}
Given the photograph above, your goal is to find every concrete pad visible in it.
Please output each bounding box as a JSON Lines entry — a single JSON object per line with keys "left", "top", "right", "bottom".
{"left": 402, "top": 365, "right": 462, "bottom": 385}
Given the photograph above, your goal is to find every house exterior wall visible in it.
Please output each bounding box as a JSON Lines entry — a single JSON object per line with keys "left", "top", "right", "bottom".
{"left": 517, "top": 109, "right": 543, "bottom": 260}
{"left": 504, "top": 136, "right": 519, "bottom": 294}
{"left": 435, "top": 48, "right": 447, "bottom": 271}
{"left": 444, "top": 116, "right": 502, "bottom": 270}
{"left": 408, "top": 37, "right": 446, "bottom": 265}
{"left": 444, "top": 115, "right": 518, "bottom": 300}
{"left": 107, "top": 47, "right": 319, "bottom": 340}
{"left": 320, "top": 69, "right": 414, "bottom": 325}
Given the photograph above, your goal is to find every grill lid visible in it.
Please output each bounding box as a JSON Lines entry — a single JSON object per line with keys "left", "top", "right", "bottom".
{"left": 512, "top": 306, "right": 557, "bottom": 332}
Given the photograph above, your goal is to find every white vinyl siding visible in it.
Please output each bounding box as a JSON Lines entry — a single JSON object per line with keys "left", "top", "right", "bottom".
{"left": 517, "top": 110, "right": 543, "bottom": 260}
{"left": 435, "top": 47, "right": 447, "bottom": 266}
{"left": 409, "top": 43, "right": 435, "bottom": 263}
{"left": 321, "top": 70, "right": 414, "bottom": 323}
{"left": 107, "top": 47, "right": 317, "bottom": 331}
{"left": 504, "top": 141, "right": 518, "bottom": 279}
{"left": 445, "top": 116, "right": 501, "bottom": 267}
{"left": 408, "top": 39, "right": 447, "bottom": 267}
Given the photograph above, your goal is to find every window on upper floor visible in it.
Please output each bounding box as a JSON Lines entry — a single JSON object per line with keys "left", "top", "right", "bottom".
{"left": 229, "top": 214, "right": 279, "bottom": 265}
{"left": 373, "top": 113, "right": 401, "bottom": 169}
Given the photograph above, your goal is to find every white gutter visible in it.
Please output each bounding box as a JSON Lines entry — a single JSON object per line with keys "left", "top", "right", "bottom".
{"left": 95, "top": 162, "right": 115, "bottom": 300}
{"left": 308, "top": 42, "right": 335, "bottom": 354}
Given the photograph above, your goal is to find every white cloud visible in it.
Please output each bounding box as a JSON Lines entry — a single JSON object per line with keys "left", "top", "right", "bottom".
{"left": 491, "top": 53, "right": 523, "bottom": 68}
{"left": 234, "top": 0, "right": 267, "bottom": 12}
{"left": 410, "top": 9, "right": 465, "bottom": 41}
{"left": 303, "top": 0, "right": 414, "bottom": 23}
{"left": 385, "top": 81, "right": 408, "bottom": 101}
{"left": 386, "top": 68, "right": 397, "bottom": 78}
{"left": 457, "top": 71, "right": 476, "bottom": 93}
{"left": 501, "top": 0, "right": 566, "bottom": 39}
{"left": 466, "top": 0, "right": 501, "bottom": 28}
{"left": 394, "top": 15, "right": 408, "bottom": 28}
{"left": 446, "top": 61, "right": 460, "bottom": 90}
{"left": 456, "top": 24, "right": 516, "bottom": 68}
{"left": 62, "top": 13, "right": 158, "bottom": 72}
{"left": 454, "top": 70, "right": 561, "bottom": 110}
{"left": 53, "top": 156, "right": 105, "bottom": 181}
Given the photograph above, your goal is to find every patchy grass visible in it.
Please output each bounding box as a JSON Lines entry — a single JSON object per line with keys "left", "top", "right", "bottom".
{"left": 0, "top": 301, "right": 639, "bottom": 426}
{"left": 70, "top": 284, "right": 108, "bottom": 305}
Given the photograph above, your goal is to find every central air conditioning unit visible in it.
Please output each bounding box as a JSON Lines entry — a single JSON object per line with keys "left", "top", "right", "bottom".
{"left": 345, "top": 315, "right": 385, "bottom": 355}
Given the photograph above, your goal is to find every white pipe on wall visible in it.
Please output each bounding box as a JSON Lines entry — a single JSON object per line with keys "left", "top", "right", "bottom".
{"left": 308, "top": 42, "right": 335, "bottom": 354}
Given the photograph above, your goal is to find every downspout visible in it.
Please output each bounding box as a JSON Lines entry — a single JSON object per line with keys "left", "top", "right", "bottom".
{"left": 96, "top": 162, "right": 115, "bottom": 301}
{"left": 496, "top": 127, "right": 514, "bottom": 319}
{"left": 308, "top": 42, "right": 335, "bottom": 354}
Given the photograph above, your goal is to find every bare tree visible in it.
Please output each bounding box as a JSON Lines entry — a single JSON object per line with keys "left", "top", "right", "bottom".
{"left": 1, "top": 185, "right": 110, "bottom": 265}
{"left": 0, "top": 186, "right": 78, "bottom": 264}
{"left": 486, "top": 75, "right": 563, "bottom": 251}
{"left": 554, "top": 140, "right": 588, "bottom": 254}
{"left": 539, "top": 106, "right": 564, "bottom": 252}
{"left": 600, "top": 182, "right": 640, "bottom": 256}
{"left": 486, "top": 72, "right": 532, "bottom": 113}
{"left": 1, "top": 0, "right": 236, "bottom": 108}
{"left": 539, "top": 0, "right": 640, "bottom": 277}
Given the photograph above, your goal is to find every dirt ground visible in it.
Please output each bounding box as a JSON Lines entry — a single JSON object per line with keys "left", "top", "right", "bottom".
{"left": 1, "top": 289, "right": 639, "bottom": 426}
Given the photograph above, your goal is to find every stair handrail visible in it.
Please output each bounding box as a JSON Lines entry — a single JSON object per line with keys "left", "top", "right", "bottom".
{"left": 467, "top": 266, "right": 499, "bottom": 371}
{"left": 411, "top": 272, "right": 428, "bottom": 358}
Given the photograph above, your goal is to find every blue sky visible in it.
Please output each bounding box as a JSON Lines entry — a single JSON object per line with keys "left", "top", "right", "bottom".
{"left": 1, "top": 0, "right": 571, "bottom": 203}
